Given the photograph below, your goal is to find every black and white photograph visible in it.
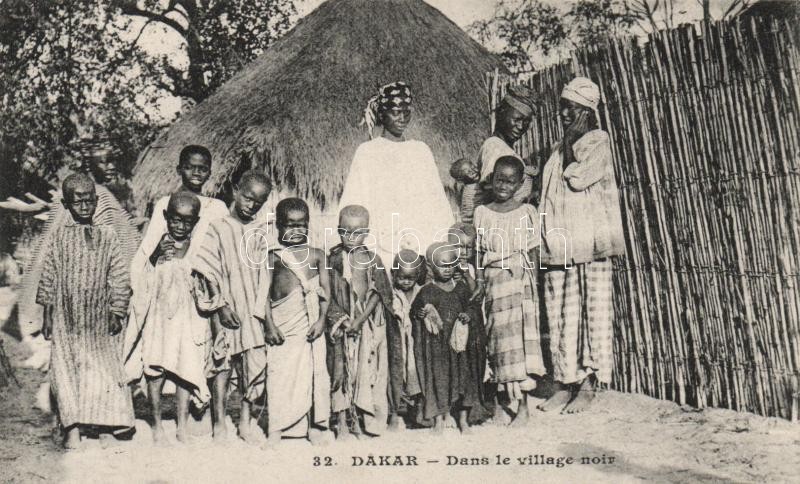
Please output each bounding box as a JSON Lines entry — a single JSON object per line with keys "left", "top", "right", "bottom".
{"left": 0, "top": 0, "right": 798, "bottom": 482}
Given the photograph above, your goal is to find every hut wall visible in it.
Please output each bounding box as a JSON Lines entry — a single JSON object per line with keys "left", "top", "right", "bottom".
{"left": 487, "top": 18, "right": 800, "bottom": 420}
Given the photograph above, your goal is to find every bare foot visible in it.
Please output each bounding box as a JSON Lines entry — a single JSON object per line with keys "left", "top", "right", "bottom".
{"left": 309, "top": 428, "right": 331, "bottom": 446}
{"left": 491, "top": 403, "right": 507, "bottom": 426}
{"left": 458, "top": 412, "right": 472, "bottom": 435}
{"left": 444, "top": 413, "right": 457, "bottom": 429}
{"left": 562, "top": 377, "right": 596, "bottom": 414}
{"left": 267, "top": 431, "right": 282, "bottom": 446}
{"left": 336, "top": 421, "right": 354, "bottom": 441}
{"left": 388, "top": 415, "right": 403, "bottom": 432}
{"left": 64, "top": 427, "right": 81, "bottom": 450}
{"left": 538, "top": 389, "right": 571, "bottom": 412}
{"left": 152, "top": 425, "right": 167, "bottom": 445}
{"left": 431, "top": 416, "right": 445, "bottom": 435}
{"left": 239, "top": 427, "right": 265, "bottom": 446}
{"left": 510, "top": 401, "right": 529, "bottom": 427}
{"left": 213, "top": 423, "right": 228, "bottom": 442}
{"left": 175, "top": 427, "right": 189, "bottom": 444}
{"left": 98, "top": 433, "right": 117, "bottom": 449}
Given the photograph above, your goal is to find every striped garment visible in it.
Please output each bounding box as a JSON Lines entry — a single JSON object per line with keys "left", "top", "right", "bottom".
{"left": 36, "top": 221, "right": 134, "bottom": 429}
{"left": 19, "top": 184, "right": 140, "bottom": 337}
{"left": 484, "top": 265, "right": 545, "bottom": 385}
{"left": 542, "top": 258, "right": 614, "bottom": 385}
{"left": 475, "top": 204, "right": 544, "bottom": 395}
{"left": 193, "top": 216, "right": 272, "bottom": 402}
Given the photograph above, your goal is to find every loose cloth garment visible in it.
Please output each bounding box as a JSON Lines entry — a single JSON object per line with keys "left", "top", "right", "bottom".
{"left": 128, "top": 254, "right": 211, "bottom": 405}
{"left": 539, "top": 129, "right": 623, "bottom": 385}
{"left": 474, "top": 204, "right": 544, "bottom": 398}
{"left": 542, "top": 259, "right": 614, "bottom": 384}
{"left": 193, "top": 216, "right": 270, "bottom": 402}
{"left": 326, "top": 245, "right": 393, "bottom": 435}
{"left": 410, "top": 281, "right": 484, "bottom": 421}
{"left": 36, "top": 221, "right": 133, "bottom": 428}
{"left": 337, "top": 137, "right": 454, "bottom": 269}
{"left": 126, "top": 194, "right": 228, "bottom": 380}
{"left": 387, "top": 286, "right": 421, "bottom": 414}
{"left": 256, "top": 248, "right": 330, "bottom": 437}
{"left": 539, "top": 130, "right": 624, "bottom": 266}
{"left": 20, "top": 184, "right": 140, "bottom": 336}
{"left": 130, "top": 194, "right": 228, "bottom": 288}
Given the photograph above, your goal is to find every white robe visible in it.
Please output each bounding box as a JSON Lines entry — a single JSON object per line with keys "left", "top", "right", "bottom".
{"left": 337, "top": 137, "right": 454, "bottom": 267}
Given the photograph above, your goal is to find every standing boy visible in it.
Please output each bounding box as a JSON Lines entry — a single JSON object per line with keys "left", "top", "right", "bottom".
{"left": 37, "top": 174, "right": 133, "bottom": 449}
{"left": 254, "top": 198, "right": 331, "bottom": 444}
{"left": 327, "top": 205, "right": 393, "bottom": 439}
{"left": 193, "top": 172, "right": 273, "bottom": 443}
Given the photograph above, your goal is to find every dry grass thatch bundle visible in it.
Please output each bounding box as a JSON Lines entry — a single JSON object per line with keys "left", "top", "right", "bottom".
{"left": 132, "top": 0, "right": 506, "bottom": 212}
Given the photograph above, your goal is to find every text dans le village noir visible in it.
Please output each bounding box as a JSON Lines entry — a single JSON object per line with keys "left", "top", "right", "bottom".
{"left": 313, "top": 454, "right": 618, "bottom": 468}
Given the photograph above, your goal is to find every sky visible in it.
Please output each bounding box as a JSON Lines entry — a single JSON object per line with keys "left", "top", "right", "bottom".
{"left": 295, "top": 0, "right": 736, "bottom": 28}
{"left": 297, "top": 0, "right": 497, "bottom": 26}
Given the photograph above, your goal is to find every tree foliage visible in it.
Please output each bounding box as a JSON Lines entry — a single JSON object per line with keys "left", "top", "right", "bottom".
{"left": 469, "top": 0, "right": 754, "bottom": 75}
{"left": 0, "top": 0, "right": 296, "bottom": 196}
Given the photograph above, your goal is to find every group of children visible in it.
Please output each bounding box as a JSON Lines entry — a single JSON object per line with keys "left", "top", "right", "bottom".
{"left": 38, "top": 142, "right": 550, "bottom": 449}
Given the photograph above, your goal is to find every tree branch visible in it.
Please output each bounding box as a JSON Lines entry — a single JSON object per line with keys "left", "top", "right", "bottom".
{"left": 116, "top": 2, "right": 187, "bottom": 36}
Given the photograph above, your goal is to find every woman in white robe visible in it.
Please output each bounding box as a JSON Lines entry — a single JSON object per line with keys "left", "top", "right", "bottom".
{"left": 337, "top": 82, "right": 454, "bottom": 271}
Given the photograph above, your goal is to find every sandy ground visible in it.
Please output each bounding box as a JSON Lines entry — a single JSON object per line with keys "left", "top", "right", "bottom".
{"left": 1, "top": 288, "right": 798, "bottom": 484}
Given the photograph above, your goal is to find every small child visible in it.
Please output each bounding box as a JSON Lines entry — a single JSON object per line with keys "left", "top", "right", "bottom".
{"left": 411, "top": 242, "right": 483, "bottom": 435}
{"left": 193, "top": 171, "right": 273, "bottom": 443}
{"left": 447, "top": 222, "right": 479, "bottom": 292}
{"left": 474, "top": 155, "right": 543, "bottom": 427}
{"left": 450, "top": 158, "right": 481, "bottom": 224}
{"left": 134, "top": 192, "right": 210, "bottom": 444}
{"left": 327, "top": 205, "right": 393, "bottom": 439}
{"left": 387, "top": 249, "right": 426, "bottom": 430}
{"left": 36, "top": 174, "right": 133, "bottom": 449}
{"left": 254, "top": 198, "right": 331, "bottom": 445}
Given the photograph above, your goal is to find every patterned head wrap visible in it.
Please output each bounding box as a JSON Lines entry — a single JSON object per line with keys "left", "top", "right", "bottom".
{"left": 361, "top": 81, "right": 413, "bottom": 138}
{"left": 500, "top": 84, "right": 536, "bottom": 118}
{"left": 560, "top": 77, "right": 601, "bottom": 112}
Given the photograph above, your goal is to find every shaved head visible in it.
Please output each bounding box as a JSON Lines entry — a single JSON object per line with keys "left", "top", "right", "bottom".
{"left": 339, "top": 204, "right": 369, "bottom": 225}
{"left": 394, "top": 249, "right": 424, "bottom": 271}
{"left": 62, "top": 173, "right": 95, "bottom": 201}
{"left": 238, "top": 170, "right": 272, "bottom": 192}
{"left": 167, "top": 191, "right": 201, "bottom": 216}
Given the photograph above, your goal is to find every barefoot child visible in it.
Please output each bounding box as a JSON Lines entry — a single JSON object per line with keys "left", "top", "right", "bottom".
{"left": 127, "top": 145, "right": 228, "bottom": 382}
{"left": 327, "top": 205, "right": 393, "bottom": 439}
{"left": 447, "top": 223, "right": 479, "bottom": 292}
{"left": 36, "top": 174, "right": 134, "bottom": 449}
{"left": 387, "top": 249, "right": 425, "bottom": 430}
{"left": 411, "top": 242, "right": 483, "bottom": 434}
{"left": 193, "top": 172, "right": 272, "bottom": 443}
{"left": 474, "top": 156, "right": 544, "bottom": 427}
{"left": 448, "top": 223, "right": 491, "bottom": 421}
{"left": 133, "top": 192, "right": 210, "bottom": 443}
{"left": 254, "top": 198, "right": 331, "bottom": 444}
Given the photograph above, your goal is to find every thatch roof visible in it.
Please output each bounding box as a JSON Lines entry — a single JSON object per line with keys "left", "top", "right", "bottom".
{"left": 132, "top": 0, "right": 506, "bottom": 210}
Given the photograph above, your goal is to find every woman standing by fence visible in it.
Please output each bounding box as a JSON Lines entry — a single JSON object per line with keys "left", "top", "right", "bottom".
{"left": 537, "top": 77, "right": 625, "bottom": 414}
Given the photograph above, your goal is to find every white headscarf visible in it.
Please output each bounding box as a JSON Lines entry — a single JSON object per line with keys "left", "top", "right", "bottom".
{"left": 560, "top": 77, "right": 600, "bottom": 112}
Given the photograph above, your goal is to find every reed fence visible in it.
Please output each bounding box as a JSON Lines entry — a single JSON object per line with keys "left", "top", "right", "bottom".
{"left": 486, "top": 17, "right": 800, "bottom": 420}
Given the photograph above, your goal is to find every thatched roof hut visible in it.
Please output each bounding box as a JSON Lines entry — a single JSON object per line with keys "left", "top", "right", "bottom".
{"left": 132, "top": 0, "right": 506, "bottom": 213}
